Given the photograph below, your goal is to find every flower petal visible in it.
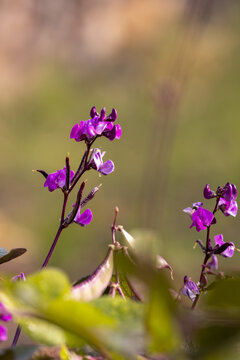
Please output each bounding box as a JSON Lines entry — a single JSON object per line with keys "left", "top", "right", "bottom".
{"left": 75, "top": 209, "right": 93, "bottom": 226}
{"left": 99, "top": 160, "right": 115, "bottom": 175}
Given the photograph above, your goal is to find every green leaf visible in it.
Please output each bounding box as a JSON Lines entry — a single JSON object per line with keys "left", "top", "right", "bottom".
{"left": 205, "top": 277, "right": 240, "bottom": 315}
{"left": 91, "top": 296, "right": 145, "bottom": 356}
{"left": 72, "top": 245, "right": 114, "bottom": 301}
{"left": 0, "top": 248, "right": 26, "bottom": 265}
{"left": 145, "top": 274, "right": 180, "bottom": 353}
{"left": 0, "top": 268, "right": 146, "bottom": 358}
{"left": 9, "top": 268, "right": 72, "bottom": 310}
{"left": 16, "top": 317, "right": 84, "bottom": 348}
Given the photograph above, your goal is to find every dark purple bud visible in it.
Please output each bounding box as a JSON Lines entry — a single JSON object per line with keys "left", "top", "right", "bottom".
{"left": 211, "top": 217, "right": 217, "bottom": 225}
{"left": 35, "top": 169, "right": 48, "bottom": 179}
{"left": 100, "top": 108, "right": 106, "bottom": 121}
{"left": 90, "top": 106, "right": 98, "bottom": 118}
{"left": 224, "top": 182, "right": 232, "bottom": 201}
{"left": 214, "top": 234, "right": 235, "bottom": 257}
{"left": 106, "top": 108, "right": 117, "bottom": 122}
{"left": 194, "top": 239, "right": 205, "bottom": 251}
{"left": 103, "top": 125, "right": 117, "bottom": 141}
{"left": 203, "top": 184, "right": 215, "bottom": 199}
{"left": 80, "top": 185, "right": 101, "bottom": 208}
{"left": 232, "top": 184, "right": 237, "bottom": 200}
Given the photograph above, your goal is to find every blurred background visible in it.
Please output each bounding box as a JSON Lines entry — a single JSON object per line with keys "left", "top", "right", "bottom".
{"left": 0, "top": 0, "right": 240, "bottom": 343}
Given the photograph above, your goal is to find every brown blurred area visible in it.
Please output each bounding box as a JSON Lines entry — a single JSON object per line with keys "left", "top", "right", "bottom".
{"left": 0, "top": 0, "right": 181, "bottom": 100}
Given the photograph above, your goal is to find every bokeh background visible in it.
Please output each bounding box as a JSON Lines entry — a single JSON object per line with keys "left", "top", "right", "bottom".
{"left": 0, "top": 0, "right": 240, "bottom": 344}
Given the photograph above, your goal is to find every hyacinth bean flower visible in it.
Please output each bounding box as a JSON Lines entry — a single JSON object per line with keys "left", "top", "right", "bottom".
{"left": 74, "top": 208, "right": 93, "bottom": 227}
{"left": 12, "top": 272, "right": 26, "bottom": 282}
{"left": 182, "top": 276, "right": 200, "bottom": 302}
{"left": 214, "top": 234, "right": 235, "bottom": 258}
{"left": 0, "top": 302, "right": 12, "bottom": 342}
{"left": 218, "top": 183, "right": 238, "bottom": 217}
{"left": 183, "top": 202, "right": 214, "bottom": 232}
{"left": 44, "top": 167, "right": 74, "bottom": 192}
{"left": 70, "top": 106, "right": 121, "bottom": 143}
{"left": 88, "top": 149, "right": 114, "bottom": 175}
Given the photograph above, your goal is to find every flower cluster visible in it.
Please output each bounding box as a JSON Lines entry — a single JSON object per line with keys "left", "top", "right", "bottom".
{"left": 70, "top": 106, "right": 121, "bottom": 143}
{"left": 41, "top": 106, "right": 120, "bottom": 232}
{"left": 0, "top": 302, "right": 12, "bottom": 342}
{"left": 182, "top": 182, "right": 238, "bottom": 303}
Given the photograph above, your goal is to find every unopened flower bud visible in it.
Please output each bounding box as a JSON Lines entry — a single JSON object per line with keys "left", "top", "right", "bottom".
{"left": 203, "top": 184, "right": 215, "bottom": 199}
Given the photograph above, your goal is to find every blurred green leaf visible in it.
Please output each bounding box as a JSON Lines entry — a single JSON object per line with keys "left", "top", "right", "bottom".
{"left": 16, "top": 317, "right": 84, "bottom": 348}
{"left": 145, "top": 274, "right": 180, "bottom": 353}
{"left": 205, "top": 277, "right": 240, "bottom": 315}
{"left": 0, "top": 248, "right": 26, "bottom": 265}
{"left": 0, "top": 268, "right": 146, "bottom": 358}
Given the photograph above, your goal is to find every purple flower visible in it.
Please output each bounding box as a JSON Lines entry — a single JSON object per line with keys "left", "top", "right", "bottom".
{"left": 203, "top": 184, "right": 215, "bottom": 199}
{"left": 182, "top": 276, "right": 199, "bottom": 302}
{"left": 206, "top": 254, "right": 218, "bottom": 271}
{"left": 0, "top": 302, "right": 12, "bottom": 341}
{"left": 214, "top": 234, "right": 235, "bottom": 258}
{"left": 12, "top": 272, "right": 26, "bottom": 282}
{"left": 74, "top": 208, "right": 93, "bottom": 227}
{"left": 70, "top": 107, "right": 121, "bottom": 143}
{"left": 218, "top": 183, "right": 238, "bottom": 217}
{"left": 183, "top": 203, "right": 214, "bottom": 232}
{"left": 44, "top": 167, "right": 74, "bottom": 192}
{"left": 89, "top": 149, "right": 114, "bottom": 175}
{"left": 0, "top": 303, "right": 12, "bottom": 322}
{"left": 0, "top": 325, "right": 7, "bottom": 342}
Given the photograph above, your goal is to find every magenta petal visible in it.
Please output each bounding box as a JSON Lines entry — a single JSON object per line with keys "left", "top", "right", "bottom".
{"left": 207, "top": 255, "right": 218, "bottom": 270}
{"left": 201, "top": 208, "right": 214, "bottom": 227}
{"left": 95, "top": 121, "right": 106, "bottom": 135}
{"left": 99, "top": 160, "right": 115, "bottom": 175}
{"left": 0, "top": 303, "right": 12, "bottom": 322}
{"left": 76, "top": 209, "right": 93, "bottom": 226}
{"left": 232, "top": 184, "right": 237, "bottom": 200}
{"left": 214, "top": 234, "right": 224, "bottom": 246}
{"left": 214, "top": 234, "right": 235, "bottom": 258}
{"left": 222, "top": 243, "right": 235, "bottom": 257}
{"left": 0, "top": 325, "right": 8, "bottom": 342}
{"left": 70, "top": 123, "right": 80, "bottom": 139}
{"left": 115, "top": 124, "right": 122, "bottom": 139}
{"left": 227, "top": 200, "right": 238, "bottom": 217}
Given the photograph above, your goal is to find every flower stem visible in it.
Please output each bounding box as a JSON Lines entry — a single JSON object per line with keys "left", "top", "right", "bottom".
{"left": 12, "top": 191, "right": 69, "bottom": 345}
{"left": 192, "top": 198, "right": 220, "bottom": 310}
{"left": 12, "top": 141, "right": 93, "bottom": 346}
